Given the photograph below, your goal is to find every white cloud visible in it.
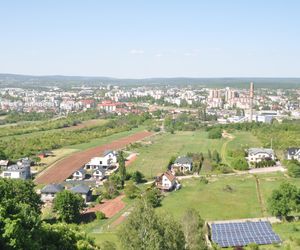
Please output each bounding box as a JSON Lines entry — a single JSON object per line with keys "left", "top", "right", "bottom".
{"left": 155, "top": 53, "right": 162, "bottom": 57}
{"left": 130, "top": 49, "right": 144, "bottom": 55}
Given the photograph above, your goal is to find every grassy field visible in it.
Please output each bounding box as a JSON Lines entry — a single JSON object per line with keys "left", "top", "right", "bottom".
{"left": 157, "top": 174, "right": 263, "bottom": 220}
{"left": 128, "top": 130, "right": 262, "bottom": 178}
{"left": 158, "top": 172, "right": 300, "bottom": 221}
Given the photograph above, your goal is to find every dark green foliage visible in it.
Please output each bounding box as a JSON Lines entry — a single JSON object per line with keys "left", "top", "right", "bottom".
{"left": 0, "top": 179, "right": 42, "bottom": 250}
{"left": 39, "top": 223, "right": 98, "bottom": 250}
{"left": 268, "top": 182, "right": 300, "bottom": 218}
{"left": 118, "top": 200, "right": 185, "bottom": 250}
{"left": 130, "top": 170, "right": 145, "bottom": 183}
{"left": 208, "top": 128, "right": 222, "bottom": 139}
{"left": 102, "top": 177, "right": 120, "bottom": 199}
{"left": 124, "top": 181, "right": 140, "bottom": 199}
{"left": 231, "top": 157, "right": 249, "bottom": 170}
{"left": 199, "top": 176, "right": 209, "bottom": 184}
{"left": 0, "top": 179, "right": 97, "bottom": 250}
{"left": 144, "top": 188, "right": 162, "bottom": 208}
{"left": 95, "top": 211, "right": 106, "bottom": 220}
{"left": 182, "top": 208, "right": 207, "bottom": 250}
{"left": 53, "top": 190, "right": 85, "bottom": 223}
{"left": 287, "top": 161, "right": 300, "bottom": 178}
{"left": 117, "top": 151, "right": 126, "bottom": 188}
{"left": 167, "top": 155, "right": 177, "bottom": 169}
{"left": 212, "top": 150, "right": 221, "bottom": 163}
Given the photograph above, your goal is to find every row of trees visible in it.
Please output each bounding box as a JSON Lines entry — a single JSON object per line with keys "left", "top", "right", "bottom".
{"left": 0, "top": 113, "right": 152, "bottom": 160}
{"left": 0, "top": 110, "right": 101, "bottom": 138}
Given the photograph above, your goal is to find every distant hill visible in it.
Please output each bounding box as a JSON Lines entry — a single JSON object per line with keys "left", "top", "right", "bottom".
{"left": 0, "top": 74, "right": 299, "bottom": 89}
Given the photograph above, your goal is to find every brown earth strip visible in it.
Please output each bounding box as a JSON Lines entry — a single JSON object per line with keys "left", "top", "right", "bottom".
{"left": 84, "top": 195, "right": 126, "bottom": 218}
{"left": 35, "top": 131, "right": 153, "bottom": 184}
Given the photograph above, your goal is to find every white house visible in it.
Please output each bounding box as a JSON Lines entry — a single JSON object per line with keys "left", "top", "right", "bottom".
{"left": 171, "top": 156, "right": 193, "bottom": 174}
{"left": 85, "top": 150, "right": 117, "bottom": 170}
{"left": 286, "top": 148, "right": 300, "bottom": 162}
{"left": 246, "top": 148, "right": 276, "bottom": 163}
{"left": 92, "top": 168, "right": 106, "bottom": 180}
{"left": 1, "top": 164, "right": 31, "bottom": 179}
{"left": 155, "top": 171, "right": 179, "bottom": 191}
{"left": 40, "top": 184, "right": 64, "bottom": 203}
{"left": 72, "top": 168, "right": 86, "bottom": 180}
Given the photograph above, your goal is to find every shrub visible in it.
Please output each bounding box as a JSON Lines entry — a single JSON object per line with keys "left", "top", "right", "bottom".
{"left": 199, "top": 176, "right": 209, "bottom": 184}
{"left": 208, "top": 128, "right": 222, "bottom": 139}
{"left": 231, "top": 157, "right": 249, "bottom": 170}
{"left": 95, "top": 211, "right": 106, "bottom": 220}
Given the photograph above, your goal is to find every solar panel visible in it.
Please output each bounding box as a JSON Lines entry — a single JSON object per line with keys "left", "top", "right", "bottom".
{"left": 211, "top": 221, "right": 281, "bottom": 248}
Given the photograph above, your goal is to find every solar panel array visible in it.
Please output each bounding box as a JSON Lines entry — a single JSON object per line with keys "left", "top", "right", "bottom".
{"left": 211, "top": 221, "right": 281, "bottom": 248}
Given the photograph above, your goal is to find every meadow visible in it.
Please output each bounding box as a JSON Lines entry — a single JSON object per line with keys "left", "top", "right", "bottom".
{"left": 158, "top": 172, "right": 300, "bottom": 221}
{"left": 128, "top": 130, "right": 262, "bottom": 178}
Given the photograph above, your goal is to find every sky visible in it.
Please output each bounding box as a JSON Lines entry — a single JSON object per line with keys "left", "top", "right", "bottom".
{"left": 0, "top": 0, "right": 300, "bottom": 78}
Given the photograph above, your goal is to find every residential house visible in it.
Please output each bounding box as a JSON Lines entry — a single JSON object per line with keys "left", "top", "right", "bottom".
{"left": 92, "top": 168, "right": 106, "bottom": 180}
{"left": 246, "top": 148, "right": 276, "bottom": 163}
{"left": 85, "top": 150, "right": 117, "bottom": 170}
{"left": 171, "top": 156, "right": 193, "bottom": 174}
{"left": 72, "top": 168, "right": 86, "bottom": 180}
{"left": 1, "top": 164, "right": 31, "bottom": 179}
{"left": 40, "top": 184, "right": 64, "bottom": 203}
{"left": 70, "top": 184, "right": 92, "bottom": 203}
{"left": 155, "top": 171, "right": 179, "bottom": 191}
{"left": 286, "top": 148, "right": 300, "bottom": 162}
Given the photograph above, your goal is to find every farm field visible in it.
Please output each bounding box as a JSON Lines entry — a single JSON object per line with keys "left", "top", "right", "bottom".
{"left": 0, "top": 118, "right": 108, "bottom": 139}
{"left": 38, "top": 127, "right": 146, "bottom": 169}
{"left": 128, "top": 130, "right": 262, "bottom": 178}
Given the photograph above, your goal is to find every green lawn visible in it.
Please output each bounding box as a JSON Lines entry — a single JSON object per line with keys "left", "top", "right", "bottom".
{"left": 157, "top": 172, "right": 300, "bottom": 222}
{"left": 157, "top": 175, "right": 263, "bottom": 220}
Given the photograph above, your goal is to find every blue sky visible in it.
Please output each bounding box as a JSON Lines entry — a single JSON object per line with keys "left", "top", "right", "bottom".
{"left": 0, "top": 0, "right": 300, "bottom": 78}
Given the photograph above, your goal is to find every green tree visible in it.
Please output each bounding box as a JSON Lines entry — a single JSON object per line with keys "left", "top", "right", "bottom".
{"left": 182, "top": 208, "right": 207, "bottom": 250}
{"left": 287, "top": 161, "right": 300, "bottom": 178}
{"left": 131, "top": 170, "right": 145, "bottom": 183}
{"left": 124, "top": 181, "right": 140, "bottom": 199}
{"left": 207, "top": 149, "right": 212, "bottom": 159}
{"left": 117, "top": 151, "right": 126, "bottom": 188}
{"left": 53, "top": 190, "right": 84, "bottom": 223}
{"left": 208, "top": 128, "right": 222, "bottom": 139}
{"left": 212, "top": 150, "right": 221, "bottom": 164}
{"left": 268, "top": 182, "right": 300, "bottom": 219}
{"left": 40, "top": 223, "right": 98, "bottom": 250}
{"left": 103, "top": 178, "right": 119, "bottom": 199}
{"left": 231, "top": 157, "right": 249, "bottom": 170}
{"left": 144, "top": 188, "right": 162, "bottom": 208}
{"left": 118, "top": 200, "right": 185, "bottom": 250}
{"left": 0, "top": 179, "right": 96, "bottom": 250}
